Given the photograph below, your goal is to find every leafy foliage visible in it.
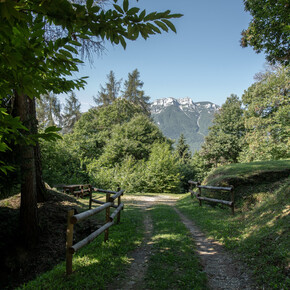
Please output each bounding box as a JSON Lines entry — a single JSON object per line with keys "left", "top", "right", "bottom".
{"left": 241, "top": 0, "right": 290, "bottom": 65}
{"left": 240, "top": 65, "right": 290, "bottom": 161}
{"left": 200, "top": 94, "right": 245, "bottom": 166}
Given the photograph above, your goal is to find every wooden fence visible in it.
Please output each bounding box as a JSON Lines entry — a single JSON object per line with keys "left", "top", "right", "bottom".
{"left": 188, "top": 180, "right": 234, "bottom": 215}
{"left": 66, "top": 188, "right": 124, "bottom": 275}
{"left": 63, "top": 184, "right": 92, "bottom": 198}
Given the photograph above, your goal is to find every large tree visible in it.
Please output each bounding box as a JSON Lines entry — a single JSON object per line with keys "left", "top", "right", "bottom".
{"left": 241, "top": 0, "right": 290, "bottom": 65}
{"left": 240, "top": 65, "right": 290, "bottom": 161}
{"left": 176, "top": 133, "right": 191, "bottom": 163}
{"left": 62, "top": 92, "right": 82, "bottom": 133}
{"left": 36, "top": 92, "right": 62, "bottom": 128}
{"left": 94, "top": 70, "right": 122, "bottom": 107}
{"left": 200, "top": 94, "right": 245, "bottom": 166}
{"left": 122, "top": 69, "right": 151, "bottom": 115}
{"left": 0, "top": 0, "right": 182, "bottom": 246}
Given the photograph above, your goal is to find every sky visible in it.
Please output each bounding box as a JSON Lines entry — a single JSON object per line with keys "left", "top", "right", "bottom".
{"left": 61, "top": 0, "right": 267, "bottom": 112}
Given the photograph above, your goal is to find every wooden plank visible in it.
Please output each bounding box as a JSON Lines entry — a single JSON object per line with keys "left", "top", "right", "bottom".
{"left": 197, "top": 196, "right": 233, "bottom": 206}
{"left": 117, "top": 195, "right": 121, "bottom": 224}
{"left": 188, "top": 180, "right": 200, "bottom": 185}
{"left": 66, "top": 210, "right": 74, "bottom": 275}
{"left": 110, "top": 203, "right": 124, "bottom": 221}
{"left": 198, "top": 185, "right": 233, "bottom": 191}
{"left": 198, "top": 186, "right": 202, "bottom": 206}
{"left": 70, "top": 202, "right": 112, "bottom": 224}
{"left": 91, "top": 198, "right": 118, "bottom": 208}
{"left": 69, "top": 221, "right": 114, "bottom": 254}
{"left": 74, "top": 189, "right": 91, "bottom": 194}
{"left": 111, "top": 189, "right": 124, "bottom": 200}
{"left": 94, "top": 188, "right": 118, "bottom": 195}
{"left": 104, "top": 193, "right": 111, "bottom": 242}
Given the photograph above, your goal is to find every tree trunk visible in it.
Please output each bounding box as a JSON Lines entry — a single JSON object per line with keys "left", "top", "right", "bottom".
{"left": 15, "top": 93, "right": 39, "bottom": 247}
{"left": 30, "top": 98, "right": 47, "bottom": 202}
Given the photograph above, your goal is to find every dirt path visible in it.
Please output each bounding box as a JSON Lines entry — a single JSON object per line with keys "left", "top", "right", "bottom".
{"left": 174, "top": 208, "right": 255, "bottom": 290}
{"left": 108, "top": 195, "right": 255, "bottom": 290}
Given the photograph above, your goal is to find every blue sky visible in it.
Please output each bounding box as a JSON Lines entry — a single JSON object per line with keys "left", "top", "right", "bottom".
{"left": 63, "top": 0, "right": 267, "bottom": 112}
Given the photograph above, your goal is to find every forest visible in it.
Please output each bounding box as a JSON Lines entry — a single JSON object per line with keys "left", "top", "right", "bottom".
{"left": 0, "top": 0, "right": 289, "bottom": 289}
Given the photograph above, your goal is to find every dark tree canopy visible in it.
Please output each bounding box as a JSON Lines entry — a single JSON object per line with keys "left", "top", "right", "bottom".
{"left": 241, "top": 0, "right": 290, "bottom": 65}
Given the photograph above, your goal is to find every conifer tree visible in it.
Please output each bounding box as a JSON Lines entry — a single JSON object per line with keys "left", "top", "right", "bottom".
{"left": 94, "top": 71, "right": 121, "bottom": 107}
{"left": 176, "top": 133, "right": 191, "bottom": 163}
{"left": 36, "top": 92, "right": 62, "bottom": 128}
{"left": 62, "top": 92, "right": 81, "bottom": 133}
{"left": 122, "top": 69, "right": 151, "bottom": 115}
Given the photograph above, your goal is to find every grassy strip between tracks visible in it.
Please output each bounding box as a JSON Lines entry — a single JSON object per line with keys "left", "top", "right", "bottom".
{"left": 145, "top": 204, "right": 208, "bottom": 289}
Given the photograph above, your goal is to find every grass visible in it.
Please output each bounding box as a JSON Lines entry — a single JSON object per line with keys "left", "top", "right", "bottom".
{"left": 177, "top": 168, "right": 290, "bottom": 289}
{"left": 20, "top": 205, "right": 144, "bottom": 289}
{"left": 203, "top": 159, "right": 290, "bottom": 187}
{"left": 145, "top": 205, "right": 207, "bottom": 289}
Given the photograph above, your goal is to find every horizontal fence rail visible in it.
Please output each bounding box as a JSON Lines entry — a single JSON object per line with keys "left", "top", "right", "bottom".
{"left": 188, "top": 180, "right": 234, "bottom": 215}
{"left": 66, "top": 186, "right": 124, "bottom": 275}
{"left": 62, "top": 184, "right": 92, "bottom": 198}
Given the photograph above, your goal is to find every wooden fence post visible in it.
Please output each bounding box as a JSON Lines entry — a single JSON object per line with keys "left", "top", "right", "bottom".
{"left": 197, "top": 182, "right": 202, "bottom": 206}
{"left": 116, "top": 187, "right": 121, "bottom": 224}
{"left": 66, "top": 209, "right": 74, "bottom": 275}
{"left": 104, "top": 192, "right": 111, "bottom": 242}
{"left": 230, "top": 186, "right": 235, "bottom": 215}
{"left": 89, "top": 185, "right": 92, "bottom": 210}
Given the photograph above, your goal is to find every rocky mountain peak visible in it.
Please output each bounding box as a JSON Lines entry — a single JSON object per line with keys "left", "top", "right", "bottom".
{"left": 150, "top": 97, "right": 219, "bottom": 152}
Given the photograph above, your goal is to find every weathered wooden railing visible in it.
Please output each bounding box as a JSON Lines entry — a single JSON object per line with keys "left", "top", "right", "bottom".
{"left": 62, "top": 184, "right": 92, "bottom": 198}
{"left": 66, "top": 188, "right": 124, "bottom": 275}
{"left": 188, "top": 180, "right": 234, "bottom": 215}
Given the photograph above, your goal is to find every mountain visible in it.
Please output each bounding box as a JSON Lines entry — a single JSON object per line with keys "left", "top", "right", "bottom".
{"left": 150, "top": 97, "right": 219, "bottom": 152}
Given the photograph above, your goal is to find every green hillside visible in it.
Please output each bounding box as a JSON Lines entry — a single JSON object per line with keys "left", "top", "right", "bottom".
{"left": 177, "top": 160, "right": 290, "bottom": 288}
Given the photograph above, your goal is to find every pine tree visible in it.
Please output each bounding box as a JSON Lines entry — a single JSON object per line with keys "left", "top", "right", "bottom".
{"left": 36, "top": 92, "right": 62, "bottom": 128}
{"left": 122, "top": 69, "right": 151, "bottom": 115}
{"left": 62, "top": 92, "right": 81, "bottom": 133}
{"left": 94, "top": 71, "right": 121, "bottom": 107}
{"left": 176, "top": 133, "right": 191, "bottom": 163}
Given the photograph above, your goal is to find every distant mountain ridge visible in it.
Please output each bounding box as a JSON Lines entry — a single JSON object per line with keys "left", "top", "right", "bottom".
{"left": 150, "top": 97, "right": 219, "bottom": 152}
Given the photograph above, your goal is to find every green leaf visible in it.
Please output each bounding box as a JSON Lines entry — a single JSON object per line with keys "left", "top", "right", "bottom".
{"left": 120, "top": 36, "right": 127, "bottom": 49}
{"left": 144, "top": 12, "right": 157, "bottom": 21}
{"left": 45, "top": 126, "right": 62, "bottom": 133}
{"left": 127, "top": 7, "right": 140, "bottom": 15}
{"left": 147, "top": 23, "right": 161, "bottom": 34}
{"left": 59, "top": 49, "right": 73, "bottom": 58}
{"left": 69, "top": 40, "right": 82, "bottom": 47}
{"left": 64, "top": 45, "right": 78, "bottom": 54}
{"left": 123, "top": 0, "right": 129, "bottom": 12}
{"left": 162, "top": 19, "right": 177, "bottom": 33}
{"left": 86, "top": 0, "right": 93, "bottom": 9}
{"left": 169, "top": 13, "right": 183, "bottom": 18}
{"left": 154, "top": 20, "right": 168, "bottom": 32}
{"left": 90, "top": 6, "right": 100, "bottom": 13}
{"left": 113, "top": 4, "right": 123, "bottom": 14}
{"left": 139, "top": 9, "right": 146, "bottom": 21}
